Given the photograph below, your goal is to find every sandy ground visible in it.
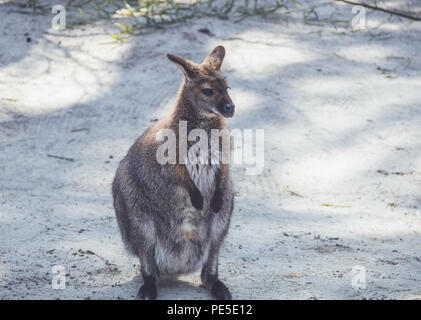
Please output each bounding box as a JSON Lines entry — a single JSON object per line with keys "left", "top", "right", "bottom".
{"left": 0, "top": 0, "right": 420, "bottom": 299}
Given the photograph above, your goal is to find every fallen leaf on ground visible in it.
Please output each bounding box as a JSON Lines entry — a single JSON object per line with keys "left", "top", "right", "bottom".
{"left": 322, "top": 203, "right": 351, "bottom": 208}
{"left": 288, "top": 190, "right": 304, "bottom": 198}
{"left": 285, "top": 273, "right": 303, "bottom": 278}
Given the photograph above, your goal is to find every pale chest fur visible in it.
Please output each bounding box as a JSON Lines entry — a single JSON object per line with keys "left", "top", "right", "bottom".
{"left": 185, "top": 144, "right": 220, "bottom": 197}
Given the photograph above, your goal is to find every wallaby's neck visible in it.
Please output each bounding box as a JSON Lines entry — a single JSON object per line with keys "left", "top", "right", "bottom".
{"left": 169, "top": 82, "right": 225, "bottom": 131}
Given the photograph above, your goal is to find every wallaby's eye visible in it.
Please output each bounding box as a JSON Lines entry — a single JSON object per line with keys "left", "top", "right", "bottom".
{"left": 202, "top": 88, "right": 213, "bottom": 96}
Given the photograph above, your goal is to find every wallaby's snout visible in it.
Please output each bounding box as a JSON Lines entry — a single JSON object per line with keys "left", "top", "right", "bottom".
{"left": 209, "top": 84, "right": 235, "bottom": 118}
{"left": 218, "top": 100, "right": 235, "bottom": 118}
{"left": 167, "top": 45, "right": 235, "bottom": 118}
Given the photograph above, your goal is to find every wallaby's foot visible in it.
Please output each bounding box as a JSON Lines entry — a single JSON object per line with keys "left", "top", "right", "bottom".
{"left": 137, "top": 278, "right": 157, "bottom": 300}
{"left": 202, "top": 268, "right": 232, "bottom": 300}
{"left": 211, "top": 279, "right": 232, "bottom": 300}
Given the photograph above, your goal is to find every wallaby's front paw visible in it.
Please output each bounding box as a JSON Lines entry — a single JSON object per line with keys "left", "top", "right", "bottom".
{"left": 190, "top": 188, "right": 203, "bottom": 210}
{"left": 137, "top": 282, "right": 157, "bottom": 300}
{"left": 211, "top": 280, "right": 232, "bottom": 300}
{"left": 210, "top": 188, "right": 223, "bottom": 212}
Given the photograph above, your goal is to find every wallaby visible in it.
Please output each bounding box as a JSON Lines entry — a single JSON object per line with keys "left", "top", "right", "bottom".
{"left": 112, "top": 45, "right": 235, "bottom": 300}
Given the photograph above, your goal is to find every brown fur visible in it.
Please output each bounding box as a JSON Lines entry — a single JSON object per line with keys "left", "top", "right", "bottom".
{"left": 112, "top": 46, "right": 235, "bottom": 300}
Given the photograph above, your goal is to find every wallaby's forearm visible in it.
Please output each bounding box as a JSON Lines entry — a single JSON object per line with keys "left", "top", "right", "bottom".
{"left": 211, "top": 164, "right": 230, "bottom": 213}
{"left": 188, "top": 183, "right": 203, "bottom": 210}
{"left": 210, "top": 168, "right": 223, "bottom": 213}
{"left": 172, "top": 163, "right": 204, "bottom": 210}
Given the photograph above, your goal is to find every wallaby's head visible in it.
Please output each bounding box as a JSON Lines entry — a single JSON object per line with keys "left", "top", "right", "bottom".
{"left": 167, "top": 46, "right": 235, "bottom": 118}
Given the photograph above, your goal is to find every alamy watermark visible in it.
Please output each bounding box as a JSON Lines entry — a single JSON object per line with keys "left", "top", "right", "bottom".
{"left": 351, "top": 265, "right": 366, "bottom": 290}
{"left": 351, "top": 5, "right": 367, "bottom": 30}
{"left": 52, "top": 5, "right": 66, "bottom": 30}
{"left": 155, "top": 121, "right": 264, "bottom": 176}
{"left": 51, "top": 265, "right": 66, "bottom": 290}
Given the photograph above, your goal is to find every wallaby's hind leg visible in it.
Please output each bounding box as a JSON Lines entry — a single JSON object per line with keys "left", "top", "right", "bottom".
{"left": 137, "top": 246, "right": 159, "bottom": 300}
{"left": 201, "top": 244, "right": 232, "bottom": 300}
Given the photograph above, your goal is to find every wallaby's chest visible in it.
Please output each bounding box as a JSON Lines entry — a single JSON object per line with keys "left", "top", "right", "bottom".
{"left": 186, "top": 163, "right": 219, "bottom": 197}
{"left": 185, "top": 140, "right": 220, "bottom": 196}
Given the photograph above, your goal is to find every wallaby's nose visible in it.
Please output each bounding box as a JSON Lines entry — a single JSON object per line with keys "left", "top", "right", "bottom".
{"left": 223, "top": 103, "right": 235, "bottom": 113}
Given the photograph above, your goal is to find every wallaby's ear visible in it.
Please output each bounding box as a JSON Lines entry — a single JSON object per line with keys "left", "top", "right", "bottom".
{"left": 167, "top": 53, "right": 198, "bottom": 79}
{"left": 202, "top": 45, "right": 225, "bottom": 71}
